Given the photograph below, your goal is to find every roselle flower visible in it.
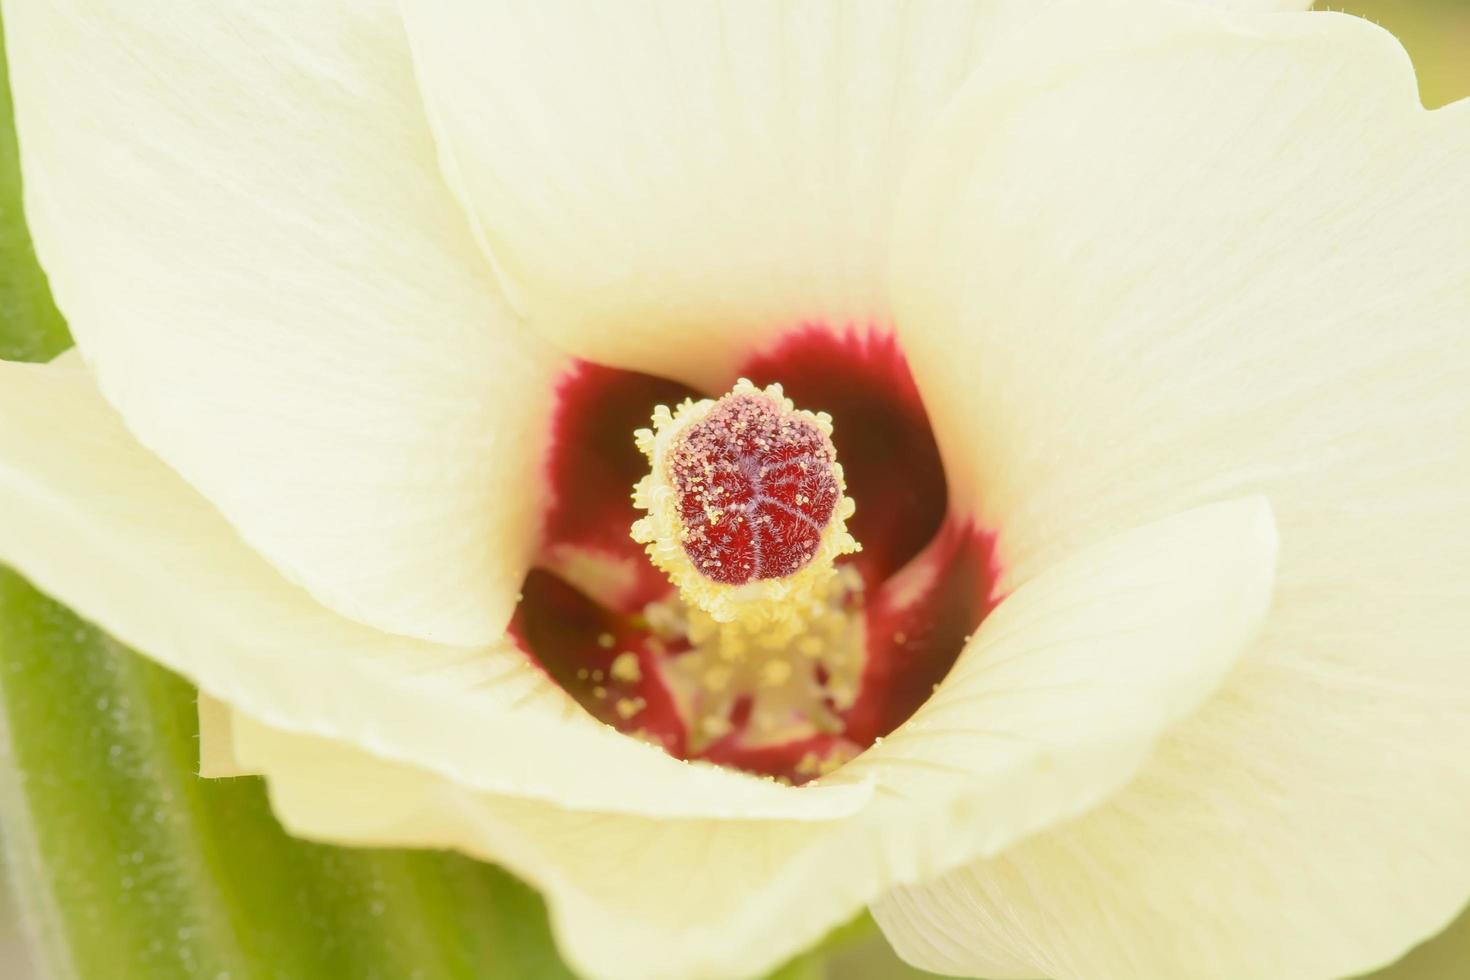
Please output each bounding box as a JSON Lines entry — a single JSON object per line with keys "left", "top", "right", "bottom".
{"left": 0, "top": 0, "right": 1466, "bottom": 978}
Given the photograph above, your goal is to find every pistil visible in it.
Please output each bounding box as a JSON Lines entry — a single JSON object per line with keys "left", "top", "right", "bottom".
{"left": 631, "top": 379, "right": 859, "bottom": 633}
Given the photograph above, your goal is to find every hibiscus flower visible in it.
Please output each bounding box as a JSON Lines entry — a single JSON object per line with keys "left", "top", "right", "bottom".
{"left": 0, "top": 1, "right": 1466, "bottom": 979}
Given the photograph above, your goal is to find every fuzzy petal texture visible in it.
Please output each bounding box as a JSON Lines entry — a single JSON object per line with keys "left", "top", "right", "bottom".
{"left": 209, "top": 497, "right": 1275, "bottom": 980}
{"left": 879, "top": 4, "right": 1470, "bottom": 978}
{"left": 2, "top": 0, "right": 561, "bottom": 645}
{"left": 0, "top": 356, "right": 897, "bottom": 819}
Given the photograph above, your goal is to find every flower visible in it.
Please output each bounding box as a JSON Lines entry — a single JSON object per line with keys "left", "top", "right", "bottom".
{"left": 0, "top": 0, "right": 1466, "bottom": 979}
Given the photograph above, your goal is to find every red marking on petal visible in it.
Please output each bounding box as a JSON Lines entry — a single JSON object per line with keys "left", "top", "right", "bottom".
{"left": 541, "top": 361, "right": 700, "bottom": 611}
{"left": 740, "top": 327, "right": 947, "bottom": 587}
{"left": 699, "top": 731, "right": 863, "bottom": 785}
{"left": 671, "top": 393, "right": 839, "bottom": 585}
{"left": 843, "top": 521, "right": 1000, "bottom": 746}
{"left": 509, "top": 569, "right": 687, "bottom": 755}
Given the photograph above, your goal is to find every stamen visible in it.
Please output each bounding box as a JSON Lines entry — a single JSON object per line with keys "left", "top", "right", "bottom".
{"left": 632, "top": 379, "right": 859, "bottom": 629}
{"left": 650, "top": 566, "right": 866, "bottom": 755}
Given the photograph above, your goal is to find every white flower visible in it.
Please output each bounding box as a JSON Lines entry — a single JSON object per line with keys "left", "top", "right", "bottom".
{"left": 1, "top": 1, "right": 1466, "bottom": 979}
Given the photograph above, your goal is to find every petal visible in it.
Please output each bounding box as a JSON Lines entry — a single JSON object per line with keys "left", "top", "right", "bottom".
{"left": 211, "top": 497, "right": 1275, "bottom": 980}
{"left": 882, "top": 4, "right": 1470, "bottom": 977}
{"left": 1205, "top": 0, "right": 1311, "bottom": 8}
{"left": 401, "top": 0, "right": 1306, "bottom": 388}
{"left": 3, "top": 0, "right": 559, "bottom": 645}
{"left": 840, "top": 496, "right": 1277, "bottom": 849}
{"left": 0, "top": 357, "right": 872, "bottom": 820}
{"left": 197, "top": 692, "right": 255, "bottom": 779}
{"left": 400, "top": 0, "right": 1018, "bottom": 388}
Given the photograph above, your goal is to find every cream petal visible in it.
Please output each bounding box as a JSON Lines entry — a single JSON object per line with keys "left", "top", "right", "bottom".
{"left": 211, "top": 497, "right": 1275, "bottom": 980}
{"left": 1204, "top": 0, "right": 1311, "bottom": 9}
{"left": 401, "top": 0, "right": 1306, "bottom": 389}
{"left": 838, "top": 497, "right": 1277, "bottom": 852}
{"left": 197, "top": 693, "right": 255, "bottom": 779}
{"left": 0, "top": 357, "right": 877, "bottom": 819}
{"left": 3, "top": 0, "right": 560, "bottom": 645}
{"left": 882, "top": 4, "right": 1470, "bottom": 977}
{"left": 400, "top": 0, "right": 1028, "bottom": 389}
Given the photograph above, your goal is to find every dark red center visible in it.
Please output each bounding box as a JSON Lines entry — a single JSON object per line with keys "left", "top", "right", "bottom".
{"left": 512, "top": 324, "right": 1001, "bottom": 784}
{"left": 671, "top": 393, "right": 840, "bottom": 585}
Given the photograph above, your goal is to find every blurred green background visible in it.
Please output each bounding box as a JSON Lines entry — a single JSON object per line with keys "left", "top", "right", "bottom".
{"left": 1339, "top": 0, "right": 1470, "bottom": 109}
{"left": 0, "top": 2, "right": 1466, "bottom": 979}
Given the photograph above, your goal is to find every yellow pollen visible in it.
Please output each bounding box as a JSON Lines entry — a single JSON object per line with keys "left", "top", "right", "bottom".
{"left": 649, "top": 565, "right": 865, "bottom": 754}
{"left": 610, "top": 651, "right": 642, "bottom": 683}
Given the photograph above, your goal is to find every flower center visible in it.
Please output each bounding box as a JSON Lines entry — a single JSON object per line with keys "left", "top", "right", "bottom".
{"left": 510, "top": 326, "right": 1000, "bottom": 784}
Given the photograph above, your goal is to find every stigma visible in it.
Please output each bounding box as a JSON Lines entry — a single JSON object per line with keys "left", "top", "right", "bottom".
{"left": 632, "top": 379, "right": 859, "bottom": 630}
